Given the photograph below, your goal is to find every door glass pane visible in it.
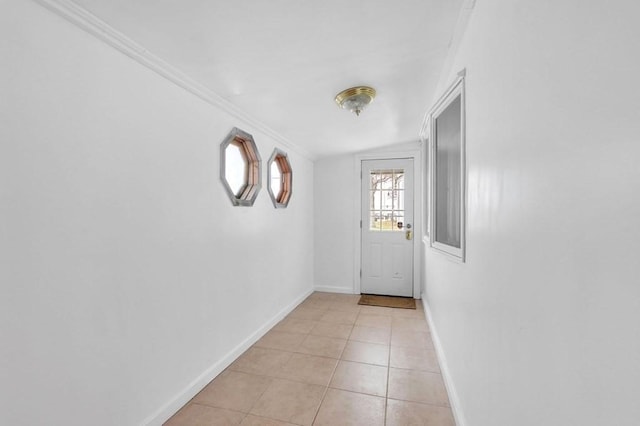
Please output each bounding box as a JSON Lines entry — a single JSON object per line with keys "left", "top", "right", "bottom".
{"left": 435, "top": 94, "right": 461, "bottom": 248}
{"left": 382, "top": 189, "right": 393, "bottom": 210}
{"left": 371, "top": 190, "right": 381, "bottom": 210}
{"left": 394, "top": 190, "right": 404, "bottom": 211}
{"left": 370, "top": 172, "right": 381, "bottom": 196}
{"left": 380, "top": 173, "right": 393, "bottom": 190}
{"left": 370, "top": 212, "right": 381, "bottom": 230}
{"left": 380, "top": 211, "right": 393, "bottom": 230}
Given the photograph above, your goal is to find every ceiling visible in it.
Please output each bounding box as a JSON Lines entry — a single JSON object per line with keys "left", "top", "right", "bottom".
{"left": 72, "top": 0, "right": 464, "bottom": 158}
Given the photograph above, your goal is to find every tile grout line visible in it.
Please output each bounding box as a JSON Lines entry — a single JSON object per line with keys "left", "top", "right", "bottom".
{"left": 385, "top": 321, "right": 394, "bottom": 426}
{"left": 359, "top": 302, "right": 390, "bottom": 426}
{"left": 385, "top": 397, "right": 452, "bottom": 409}
{"left": 309, "top": 314, "right": 354, "bottom": 425}
{"left": 269, "top": 303, "right": 325, "bottom": 425}
{"left": 241, "top": 368, "right": 281, "bottom": 423}
{"left": 241, "top": 306, "right": 329, "bottom": 425}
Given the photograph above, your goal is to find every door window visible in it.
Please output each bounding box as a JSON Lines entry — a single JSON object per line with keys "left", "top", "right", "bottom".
{"left": 368, "top": 169, "right": 405, "bottom": 231}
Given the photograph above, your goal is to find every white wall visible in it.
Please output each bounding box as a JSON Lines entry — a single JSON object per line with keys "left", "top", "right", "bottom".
{"left": 314, "top": 154, "right": 356, "bottom": 293}
{"left": 0, "top": 2, "right": 314, "bottom": 425}
{"left": 423, "top": 1, "right": 640, "bottom": 425}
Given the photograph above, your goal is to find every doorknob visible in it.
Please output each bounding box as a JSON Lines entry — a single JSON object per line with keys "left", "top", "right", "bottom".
{"left": 405, "top": 223, "right": 412, "bottom": 240}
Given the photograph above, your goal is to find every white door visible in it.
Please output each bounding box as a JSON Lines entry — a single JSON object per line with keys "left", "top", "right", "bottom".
{"left": 361, "top": 158, "right": 414, "bottom": 297}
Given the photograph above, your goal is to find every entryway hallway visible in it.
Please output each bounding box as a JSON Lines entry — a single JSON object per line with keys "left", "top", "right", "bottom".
{"left": 166, "top": 292, "right": 454, "bottom": 425}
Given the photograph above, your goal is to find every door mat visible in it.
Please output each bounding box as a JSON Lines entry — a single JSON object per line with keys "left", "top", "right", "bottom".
{"left": 358, "top": 294, "right": 416, "bottom": 310}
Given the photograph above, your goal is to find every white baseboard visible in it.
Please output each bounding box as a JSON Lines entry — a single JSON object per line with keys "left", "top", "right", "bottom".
{"left": 422, "top": 294, "right": 467, "bottom": 426}
{"left": 313, "top": 285, "right": 356, "bottom": 294}
{"left": 142, "top": 288, "right": 314, "bottom": 425}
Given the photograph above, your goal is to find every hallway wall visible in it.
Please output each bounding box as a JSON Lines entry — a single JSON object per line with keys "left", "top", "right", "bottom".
{"left": 314, "top": 154, "right": 356, "bottom": 293}
{"left": 423, "top": 1, "right": 640, "bottom": 425}
{"left": 0, "top": 2, "right": 314, "bottom": 425}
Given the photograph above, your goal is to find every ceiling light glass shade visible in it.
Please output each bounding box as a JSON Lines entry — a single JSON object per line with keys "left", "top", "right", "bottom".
{"left": 335, "top": 86, "right": 376, "bottom": 116}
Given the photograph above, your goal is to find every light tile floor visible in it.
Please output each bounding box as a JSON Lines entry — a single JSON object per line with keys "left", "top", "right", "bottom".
{"left": 165, "top": 292, "right": 455, "bottom": 426}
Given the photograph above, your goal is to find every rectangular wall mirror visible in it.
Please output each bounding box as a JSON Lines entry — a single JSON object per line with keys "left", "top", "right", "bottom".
{"left": 428, "top": 75, "right": 466, "bottom": 261}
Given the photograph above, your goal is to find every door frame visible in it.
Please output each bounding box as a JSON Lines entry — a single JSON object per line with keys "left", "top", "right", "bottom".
{"left": 353, "top": 145, "right": 423, "bottom": 298}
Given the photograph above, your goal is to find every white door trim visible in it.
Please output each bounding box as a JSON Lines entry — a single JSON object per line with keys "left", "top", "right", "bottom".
{"left": 353, "top": 146, "right": 423, "bottom": 298}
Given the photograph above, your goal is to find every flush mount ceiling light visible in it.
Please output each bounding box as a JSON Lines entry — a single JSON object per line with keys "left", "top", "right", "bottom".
{"left": 334, "top": 86, "right": 376, "bottom": 116}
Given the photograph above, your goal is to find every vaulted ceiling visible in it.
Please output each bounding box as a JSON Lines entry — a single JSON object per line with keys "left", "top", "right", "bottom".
{"left": 72, "top": 0, "right": 464, "bottom": 158}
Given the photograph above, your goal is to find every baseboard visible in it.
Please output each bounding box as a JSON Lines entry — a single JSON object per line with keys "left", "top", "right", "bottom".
{"left": 422, "top": 294, "right": 467, "bottom": 426}
{"left": 141, "top": 288, "right": 314, "bottom": 426}
{"left": 313, "top": 285, "right": 356, "bottom": 294}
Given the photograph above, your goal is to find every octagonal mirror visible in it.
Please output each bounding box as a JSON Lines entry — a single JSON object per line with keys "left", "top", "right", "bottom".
{"left": 267, "top": 149, "right": 292, "bottom": 208}
{"left": 220, "top": 127, "right": 261, "bottom": 206}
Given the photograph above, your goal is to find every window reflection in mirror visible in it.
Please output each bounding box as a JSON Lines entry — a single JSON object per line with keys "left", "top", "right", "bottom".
{"left": 270, "top": 160, "right": 282, "bottom": 198}
{"left": 225, "top": 141, "right": 248, "bottom": 196}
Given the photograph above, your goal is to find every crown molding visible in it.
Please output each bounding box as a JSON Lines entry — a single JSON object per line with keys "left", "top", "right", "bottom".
{"left": 32, "top": 0, "right": 315, "bottom": 160}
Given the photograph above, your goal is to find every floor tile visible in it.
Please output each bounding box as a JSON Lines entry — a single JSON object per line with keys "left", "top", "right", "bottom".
{"left": 341, "top": 340, "right": 389, "bottom": 366}
{"left": 250, "top": 378, "right": 325, "bottom": 426}
{"left": 355, "top": 314, "right": 392, "bottom": 329}
{"left": 230, "top": 347, "right": 293, "bottom": 376}
{"left": 359, "top": 305, "right": 395, "bottom": 316}
{"left": 390, "top": 329, "right": 434, "bottom": 349}
{"left": 388, "top": 368, "right": 450, "bottom": 406}
{"left": 390, "top": 346, "right": 440, "bottom": 372}
{"left": 307, "top": 292, "right": 336, "bottom": 302}
{"left": 392, "top": 317, "right": 430, "bottom": 332}
{"left": 288, "top": 307, "right": 327, "bottom": 321}
{"left": 310, "top": 322, "right": 353, "bottom": 339}
{"left": 328, "top": 301, "right": 362, "bottom": 314}
{"left": 299, "top": 299, "right": 332, "bottom": 310}
{"left": 319, "top": 310, "right": 358, "bottom": 325}
{"left": 193, "top": 370, "right": 272, "bottom": 412}
{"left": 273, "top": 318, "right": 318, "bottom": 334}
{"left": 333, "top": 293, "right": 361, "bottom": 303}
{"left": 386, "top": 399, "right": 455, "bottom": 426}
{"left": 349, "top": 325, "right": 391, "bottom": 345}
{"left": 164, "top": 403, "right": 244, "bottom": 426}
{"left": 391, "top": 307, "right": 426, "bottom": 319}
{"left": 297, "top": 334, "right": 346, "bottom": 358}
{"left": 239, "top": 414, "right": 298, "bottom": 426}
{"left": 255, "top": 330, "right": 306, "bottom": 352}
{"left": 329, "top": 360, "right": 388, "bottom": 397}
{"left": 313, "top": 388, "right": 385, "bottom": 426}
{"left": 274, "top": 352, "right": 338, "bottom": 386}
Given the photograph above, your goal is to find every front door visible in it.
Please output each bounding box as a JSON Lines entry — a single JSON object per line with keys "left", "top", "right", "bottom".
{"left": 361, "top": 158, "right": 414, "bottom": 297}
